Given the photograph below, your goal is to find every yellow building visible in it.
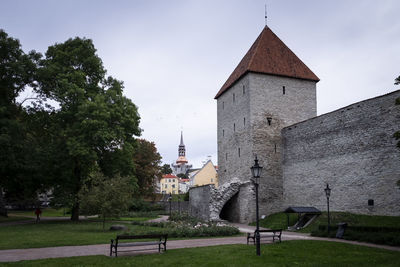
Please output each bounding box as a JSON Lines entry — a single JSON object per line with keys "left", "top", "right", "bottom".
{"left": 190, "top": 160, "right": 218, "bottom": 188}
{"left": 160, "top": 174, "right": 179, "bottom": 194}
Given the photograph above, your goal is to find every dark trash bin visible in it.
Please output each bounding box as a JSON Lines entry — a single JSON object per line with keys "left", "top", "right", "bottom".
{"left": 336, "top": 222, "right": 347, "bottom": 239}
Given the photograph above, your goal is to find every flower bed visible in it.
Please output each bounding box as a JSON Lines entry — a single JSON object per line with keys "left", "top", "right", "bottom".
{"left": 130, "top": 212, "right": 240, "bottom": 238}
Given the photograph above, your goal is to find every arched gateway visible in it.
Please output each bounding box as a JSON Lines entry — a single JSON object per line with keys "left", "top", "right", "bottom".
{"left": 189, "top": 178, "right": 255, "bottom": 223}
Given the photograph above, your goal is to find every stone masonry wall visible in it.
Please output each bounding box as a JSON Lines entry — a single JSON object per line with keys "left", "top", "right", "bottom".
{"left": 282, "top": 90, "right": 400, "bottom": 216}
{"left": 249, "top": 73, "right": 317, "bottom": 216}
{"left": 217, "top": 72, "right": 316, "bottom": 222}
{"left": 189, "top": 185, "right": 212, "bottom": 221}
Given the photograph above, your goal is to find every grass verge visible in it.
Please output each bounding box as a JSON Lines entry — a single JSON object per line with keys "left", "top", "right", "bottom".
{"left": 0, "top": 218, "right": 239, "bottom": 250}
{"left": 2, "top": 241, "right": 400, "bottom": 266}
{"left": 0, "top": 220, "right": 157, "bottom": 249}
{"left": 0, "top": 216, "right": 32, "bottom": 223}
{"left": 9, "top": 208, "right": 68, "bottom": 217}
{"left": 252, "top": 212, "right": 400, "bottom": 233}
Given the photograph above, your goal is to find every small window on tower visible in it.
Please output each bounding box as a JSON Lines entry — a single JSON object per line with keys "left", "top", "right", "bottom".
{"left": 233, "top": 93, "right": 235, "bottom": 103}
{"left": 222, "top": 129, "right": 224, "bottom": 137}
{"left": 238, "top": 147, "right": 240, "bottom": 157}
{"left": 243, "top": 85, "right": 245, "bottom": 95}
{"left": 223, "top": 101, "right": 224, "bottom": 109}
{"left": 243, "top": 117, "right": 246, "bottom": 126}
{"left": 267, "top": 117, "right": 272, "bottom": 126}
{"left": 283, "top": 86, "right": 286, "bottom": 95}
{"left": 233, "top": 123, "right": 236, "bottom": 132}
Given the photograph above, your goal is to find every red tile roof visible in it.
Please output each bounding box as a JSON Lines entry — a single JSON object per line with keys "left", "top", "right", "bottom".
{"left": 215, "top": 26, "right": 319, "bottom": 99}
{"left": 162, "top": 174, "right": 177, "bottom": 178}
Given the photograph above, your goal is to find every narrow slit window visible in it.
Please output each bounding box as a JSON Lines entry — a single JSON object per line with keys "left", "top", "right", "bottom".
{"left": 233, "top": 123, "right": 236, "bottom": 132}
{"left": 233, "top": 93, "right": 235, "bottom": 103}
{"left": 267, "top": 117, "right": 272, "bottom": 126}
{"left": 283, "top": 86, "right": 286, "bottom": 95}
{"left": 274, "top": 143, "right": 277, "bottom": 153}
{"left": 243, "top": 85, "right": 245, "bottom": 95}
{"left": 243, "top": 117, "right": 246, "bottom": 126}
{"left": 222, "top": 101, "right": 224, "bottom": 109}
{"left": 222, "top": 129, "right": 224, "bottom": 137}
{"left": 238, "top": 147, "right": 241, "bottom": 157}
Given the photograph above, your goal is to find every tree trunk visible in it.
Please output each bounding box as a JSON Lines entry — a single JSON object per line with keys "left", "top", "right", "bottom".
{"left": 71, "top": 159, "right": 81, "bottom": 221}
{"left": 71, "top": 201, "right": 80, "bottom": 221}
{"left": 0, "top": 189, "right": 7, "bottom": 217}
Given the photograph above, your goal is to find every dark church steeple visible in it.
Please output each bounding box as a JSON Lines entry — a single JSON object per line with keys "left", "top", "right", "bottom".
{"left": 171, "top": 131, "right": 192, "bottom": 175}
{"left": 176, "top": 131, "right": 188, "bottom": 164}
{"left": 179, "top": 131, "right": 185, "bottom": 157}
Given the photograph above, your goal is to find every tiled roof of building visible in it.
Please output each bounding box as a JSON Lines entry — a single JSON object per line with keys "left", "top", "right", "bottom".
{"left": 162, "top": 174, "right": 177, "bottom": 179}
{"left": 215, "top": 26, "right": 319, "bottom": 99}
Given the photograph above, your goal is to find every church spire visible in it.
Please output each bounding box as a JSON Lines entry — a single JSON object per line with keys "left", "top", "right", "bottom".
{"left": 177, "top": 131, "right": 187, "bottom": 162}
{"left": 180, "top": 131, "right": 184, "bottom": 146}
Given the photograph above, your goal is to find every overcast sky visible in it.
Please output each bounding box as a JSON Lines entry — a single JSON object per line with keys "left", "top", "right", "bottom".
{"left": 2, "top": 0, "right": 399, "bottom": 168}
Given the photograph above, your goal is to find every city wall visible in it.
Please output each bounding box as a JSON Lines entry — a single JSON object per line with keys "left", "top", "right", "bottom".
{"left": 282, "top": 90, "right": 400, "bottom": 216}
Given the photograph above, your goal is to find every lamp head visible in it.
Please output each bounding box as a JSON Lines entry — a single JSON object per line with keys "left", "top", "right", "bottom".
{"left": 251, "top": 155, "right": 263, "bottom": 184}
{"left": 324, "top": 184, "right": 331, "bottom": 198}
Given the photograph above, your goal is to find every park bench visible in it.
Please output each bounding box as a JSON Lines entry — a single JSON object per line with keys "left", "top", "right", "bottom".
{"left": 247, "top": 229, "right": 282, "bottom": 244}
{"left": 110, "top": 234, "right": 168, "bottom": 257}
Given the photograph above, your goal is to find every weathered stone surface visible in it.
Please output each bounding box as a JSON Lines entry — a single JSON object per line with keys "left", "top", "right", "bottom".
{"left": 189, "top": 178, "right": 255, "bottom": 222}
{"left": 216, "top": 73, "right": 317, "bottom": 222}
{"left": 109, "top": 225, "right": 127, "bottom": 231}
{"left": 282, "top": 90, "right": 400, "bottom": 216}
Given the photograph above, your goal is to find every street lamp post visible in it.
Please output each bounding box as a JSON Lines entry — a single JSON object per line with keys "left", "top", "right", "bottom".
{"left": 251, "top": 155, "right": 263, "bottom": 256}
{"left": 324, "top": 184, "right": 331, "bottom": 236}
{"left": 168, "top": 193, "right": 172, "bottom": 217}
{"left": 178, "top": 190, "right": 181, "bottom": 214}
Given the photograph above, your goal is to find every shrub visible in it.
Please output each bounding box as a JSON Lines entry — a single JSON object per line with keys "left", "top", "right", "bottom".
{"left": 126, "top": 223, "right": 239, "bottom": 238}
{"left": 129, "top": 199, "right": 164, "bottom": 212}
{"left": 168, "top": 212, "right": 200, "bottom": 226}
{"left": 130, "top": 218, "right": 240, "bottom": 238}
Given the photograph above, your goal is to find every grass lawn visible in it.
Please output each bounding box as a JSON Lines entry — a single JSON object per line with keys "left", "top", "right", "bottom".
{"left": 3, "top": 241, "right": 400, "bottom": 266}
{"left": 252, "top": 212, "right": 400, "bottom": 233}
{"left": 0, "top": 216, "right": 33, "bottom": 223}
{"left": 9, "top": 208, "right": 68, "bottom": 218}
{"left": 0, "top": 220, "right": 160, "bottom": 249}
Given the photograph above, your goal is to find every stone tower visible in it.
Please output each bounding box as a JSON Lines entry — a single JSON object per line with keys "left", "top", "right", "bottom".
{"left": 215, "top": 26, "right": 319, "bottom": 222}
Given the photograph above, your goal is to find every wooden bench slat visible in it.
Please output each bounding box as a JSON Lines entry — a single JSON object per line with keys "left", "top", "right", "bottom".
{"left": 246, "top": 229, "right": 282, "bottom": 245}
{"left": 117, "top": 241, "right": 161, "bottom": 247}
{"left": 110, "top": 234, "right": 168, "bottom": 257}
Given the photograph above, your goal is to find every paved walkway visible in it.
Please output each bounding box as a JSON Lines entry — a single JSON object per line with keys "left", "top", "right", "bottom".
{"left": 0, "top": 217, "right": 399, "bottom": 262}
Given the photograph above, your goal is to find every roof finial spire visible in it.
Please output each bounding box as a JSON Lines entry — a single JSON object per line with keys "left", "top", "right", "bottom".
{"left": 265, "top": 3, "right": 268, "bottom": 26}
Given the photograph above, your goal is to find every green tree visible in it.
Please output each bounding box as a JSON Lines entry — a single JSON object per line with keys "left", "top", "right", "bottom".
{"left": 395, "top": 75, "right": 400, "bottom": 85}
{"left": 79, "top": 172, "right": 133, "bottom": 230}
{"left": 133, "top": 139, "right": 162, "bottom": 198}
{"left": 161, "top": 164, "right": 173, "bottom": 175}
{"left": 36, "top": 37, "right": 141, "bottom": 220}
{"left": 0, "top": 29, "right": 43, "bottom": 208}
{"left": 177, "top": 173, "right": 188, "bottom": 179}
